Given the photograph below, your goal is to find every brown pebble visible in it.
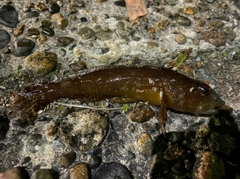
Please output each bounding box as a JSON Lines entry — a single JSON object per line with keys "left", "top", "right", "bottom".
{"left": 13, "top": 24, "right": 25, "bottom": 37}
{"left": 51, "top": 13, "right": 68, "bottom": 29}
{"left": 58, "top": 152, "right": 76, "bottom": 168}
{"left": 24, "top": 52, "right": 57, "bottom": 76}
{"left": 183, "top": 6, "right": 195, "bottom": 15}
{"left": 70, "top": 163, "right": 89, "bottom": 179}
{"left": 154, "top": 19, "right": 170, "bottom": 30}
{"left": 0, "top": 167, "right": 29, "bottom": 179}
{"left": 202, "top": 30, "right": 226, "bottom": 47}
{"left": 192, "top": 39, "right": 199, "bottom": 46}
{"left": 129, "top": 104, "right": 155, "bottom": 123}
{"left": 34, "top": 2, "right": 47, "bottom": 12}
{"left": 26, "top": 28, "right": 40, "bottom": 37}
{"left": 37, "top": 35, "right": 48, "bottom": 44}
{"left": 57, "top": 37, "right": 74, "bottom": 46}
{"left": 175, "top": 33, "right": 187, "bottom": 44}
{"left": 137, "top": 133, "right": 153, "bottom": 155}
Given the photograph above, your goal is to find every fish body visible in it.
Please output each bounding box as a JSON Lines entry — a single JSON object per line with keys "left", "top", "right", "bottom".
{"left": 12, "top": 66, "right": 225, "bottom": 134}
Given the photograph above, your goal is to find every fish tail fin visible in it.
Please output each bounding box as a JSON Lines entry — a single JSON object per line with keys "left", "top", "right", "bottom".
{"left": 11, "top": 88, "right": 50, "bottom": 126}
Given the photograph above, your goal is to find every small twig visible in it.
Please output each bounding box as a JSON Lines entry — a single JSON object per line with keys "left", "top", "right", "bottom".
{"left": 53, "top": 102, "right": 121, "bottom": 111}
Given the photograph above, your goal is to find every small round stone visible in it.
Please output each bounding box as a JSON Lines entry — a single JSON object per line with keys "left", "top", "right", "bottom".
{"left": 0, "top": 29, "right": 11, "bottom": 49}
{"left": 114, "top": 0, "right": 126, "bottom": 7}
{"left": 176, "top": 15, "right": 191, "bottom": 26}
{"left": 70, "top": 163, "right": 89, "bottom": 179}
{"left": 92, "top": 162, "right": 133, "bottom": 179}
{"left": 49, "top": 2, "right": 60, "bottom": 14}
{"left": 0, "top": 167, "right": 29, "bottom": 179}
{"left": 11, "top": 38, "right": 35, "bottom": 57}
{"left": 175, "top": 33, "right": 187, "bottom": 44}
{"left": 0, "top": 5, "right": 19, "bottom": 28}
{"left": 40, "top": 20, "right": 52, "bottom": 28}
{"left": 37, "top": 35, "right": 48, "bottom": 44}
{"left": 137, "top": 132, "right": 153, "bottom": 155}
{"left": 202, "top": 30, "right": 227, "bottom": 47}
{"left": 13, "top": 24, "right": 25, "bottom": 37}
{"left": 26, "top": 28, "right": 40, "bottom": 37}
{"left": 154, "top": 19, "right": 170, "bottom": 30}
{"left": 78, "top": 27, "right": 95, "bottom": 39}
{"left": 89, "top": 156, "right": 102, "bottom": 169}
{"left": 42, "top": 27, "right": 55, "bottom": 37}
{"left": 57, "top": 37, "right": 74, "bottom": 46}
{"left": 34, "top": 2, "right": 47, "bottom": 12}
{"left": 23, "top": 11, "right": 40, "bottom": 19}
{"left": 129, "top": 104, "right": 155, "bottom": 123}
{"left": 51, "top": 13, "right": 68, "bottom": 29}
{"left": 24, "top": 52, "right": 57, "bottom": 76}
{"left": 183, "top": 6, "right": 195, "bottom": 15}
{"left": 71, "top": 0, "right": 85, "bottom": 7}
{"left": 31, "top": 169, "right": 59, "bottom": 179}
{"left": 80, "top": 17, "right": 88, "bottom": 22}
{"left": 58, "top": 152, "right": 76, "bottom": 167}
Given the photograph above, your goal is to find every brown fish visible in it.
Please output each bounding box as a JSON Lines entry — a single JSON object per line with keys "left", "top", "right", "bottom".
{"left": 11, "top": 66, "right": 226, "bottom": 135}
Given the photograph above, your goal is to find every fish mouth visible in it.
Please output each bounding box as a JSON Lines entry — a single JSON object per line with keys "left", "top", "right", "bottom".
{"left": 195, "top": 100, "right": 226, "bottom": 115}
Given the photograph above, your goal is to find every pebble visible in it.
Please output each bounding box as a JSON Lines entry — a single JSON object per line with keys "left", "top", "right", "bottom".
{"left": 13, "top": 24, "right": 25, "bottom": 37}
{"left": 114, "top": 0, "right": 126, "bottom": 7}
{"left": 40, "top": 20, "right": 52, "bottom": 28}
{"left": 70, "top": 163, "right": 89, "bottom": 179}
{"left": 24, "top": 52, "right": 57, "bottom": 76}
{"left": 0, "top": 29, "right": 11, "bottom": 49}
{"left": 51, "top": 13, "right": 68, "bottom": 29}
{"left": 193, "top": 151, "right": 225, "bottom": 179}
{"left": 37, "top": 35, "right": 48, "bottom": 44}
{"left": 129, "top": 104, "right": 154, "bottom": 123}
{"left": 11, "top": 38, "right": 35, "bottom": 57}
{"left": 165, "top": 0, "right": 178, "bottom": 6}
{"left": 57, "top": 37, "right": 74, "bottom": 46}
{"left": 137, "top": 133, "right": 153, "bottom": 155}
{"left": 49, "top": 2, "right": 60, "bottom": 14}
{"left": 60, "top": 110, "right": 109, "bottom": 151}
{"left": 23, "top": 11, "right": 40, "bottom": 19}
{"left": 92, "top": 162, "right": 133, "bottom": 179}
{"left": 0, "top": 115, "right": 9, "bottom": 141}
{"left": 208, "top": 20, "right": 224, "bottom": 29}
{"left": 31, "top": 169, "right": 59, "bottom": 179}
{"left": 89, "top": 156, "right": 102, "bottom": 169}
{"left": 0, "top": 167, "right": 29, "bottom": 179}
{"left": 34, "top": 2, "right": 47, "bottom": 12}
{"left": 176, "top": 15, "right": 191, "bottom": 26}
{"left": 42, "top": 27, "right": 55, "bottom": 37}
{"left": 78, "top": 27, "right": 96, "bottom": 39}
{"left": 58, "top": 152, "right": 76, "bottom": 168}
{"left": 26, "top": 28, "right": 40, "bottom": 37}
{"left": 154, "top": 19, "right": 170, "bottom": 30}
{"left": 183, "top": 6, "right": 195, "bottom": 15}
{"left": 175, "top": 33, "right": 187, "bottom": 44}
{"left": 80, "top": 17, "right": 88, "bottom": 22}
{"left": 0, "top": 5, "right": 18, "bottom": 28}
{"left": 70, "top": 0, "right": 85, "bottom": 7}
{"left": 67, "top": 5, "right": 77, "bottom": 14}
{"left": 202, "top": 30, "right": 227, "bottom": 47}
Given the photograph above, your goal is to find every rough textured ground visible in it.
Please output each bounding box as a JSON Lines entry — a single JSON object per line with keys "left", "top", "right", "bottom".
{"left": 0, "top": 0, "right": 240, "bottom": 178}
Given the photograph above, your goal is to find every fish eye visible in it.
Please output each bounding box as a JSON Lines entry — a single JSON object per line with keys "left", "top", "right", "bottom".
{"left": 198, "top": 86, "right": 209, "bottom": 96}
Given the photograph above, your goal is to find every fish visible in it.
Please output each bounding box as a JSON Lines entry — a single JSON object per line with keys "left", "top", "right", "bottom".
{"left": 11, "top": 66, "right": 226, "bottom": 135}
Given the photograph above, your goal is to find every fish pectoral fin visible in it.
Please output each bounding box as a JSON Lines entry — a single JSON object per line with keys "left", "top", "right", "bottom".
{"left": 159, "top": 103, "right": 167, "bottom": 137}
{"left": 112, "top": 97, "right": 137, "bottom": 103}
